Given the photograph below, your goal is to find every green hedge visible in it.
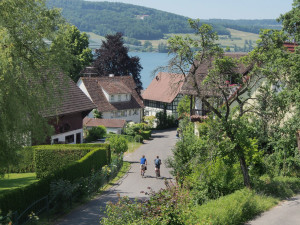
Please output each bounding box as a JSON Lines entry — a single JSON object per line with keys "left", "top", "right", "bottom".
{"left": 0, "top": 145, "right": 110, "bottom": 215}
{"left": 34, "top": 144, "right": 110, "bottom": 178}
{"left": 6, "top": 147, "right": 35, "bottom": 173}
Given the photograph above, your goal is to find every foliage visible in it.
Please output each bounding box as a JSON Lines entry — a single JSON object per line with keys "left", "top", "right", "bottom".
{"left": 177, "top": 95, "right": 190, "bottom": 118}
{"left": 0, "top": 146, "right": 110, "bottom": 215}
{"left": 34, "top": 146, "right": 92, "bottom": 178}
{"left": 93, "top": 109, "right": 103, "bottom": 119}
{"left": 156, "top": 111, "right": 177, "bottom": 129}
{"left": 134, "top": 135, "right": 144, "bottom": 143}
{"left": 85, "top": 126, "right": 107, "bottom": 142}
{"left": 102, "top": 181, "right": 190, "bottom": 225}
{"left": 0, "top": 0, "right": 72, "bottom": 174}
{"left": 4, "top": 147, "right": 35, "bottom": 173}
{"left": 143, "top": 116, "right": 156, "bottom": 129}
{"left": 108, "top": 135, "right": 128, "bottom": 154}
{"left": 186, "top": 188, "right": 277, "bottom": 225}
{"left": 49, "top": 179, "right": 74, "bottom": 212}
{"left": 93, "top": 32, "right": 143, "bottom": 90}
{"left": 124, "top": 122, "right": 152, "bottom": 138}
{"left": 51, "top": 24, "right": 93, "bottom": 82}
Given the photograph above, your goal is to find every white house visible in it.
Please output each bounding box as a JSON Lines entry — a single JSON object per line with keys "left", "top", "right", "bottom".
{"left": 77, "top": 75, "right": 144, "bottom": 123}
{"left": 142, "top": 72, "right": 184, "bottom": 118}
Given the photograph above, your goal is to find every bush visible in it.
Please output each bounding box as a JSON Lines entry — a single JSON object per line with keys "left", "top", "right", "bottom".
{"left": 34, "top": 145, "right": 93, "bottom": 178}
{"left": 5, "top": 147, "right": 35, "bottom": 173}
{"left": 108, "top": 135, "right": 128, "bottom": 154}
{"left": 140, "top": 130, "right": 151, "bottom": 140}
{"left": 134, "top": 135, "right": 144, "bottom": 143}
{"left": 85, "top": 126, "right": 107, "bottom": 142}
{"left": 0, "top": 146, "right": 111, "bottom": 215}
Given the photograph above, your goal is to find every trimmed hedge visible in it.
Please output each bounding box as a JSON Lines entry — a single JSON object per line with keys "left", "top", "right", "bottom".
{"left": 34, "top": 144, "right": 110, "bottom": 178}
{"left": 0, "top": 144, "right": 110, "bottom": 215}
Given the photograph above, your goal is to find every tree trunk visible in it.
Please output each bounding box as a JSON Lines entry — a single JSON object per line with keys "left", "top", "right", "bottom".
{"left": 239, "top": 155, "right": 251, "bottom": 188}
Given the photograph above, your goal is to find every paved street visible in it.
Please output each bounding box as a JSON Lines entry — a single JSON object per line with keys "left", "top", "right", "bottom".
{"left": 55, "top": 128, "right": 177, "bottom": 225}
{"left": 246, "top": 194, "right": 300, "bottom": 225}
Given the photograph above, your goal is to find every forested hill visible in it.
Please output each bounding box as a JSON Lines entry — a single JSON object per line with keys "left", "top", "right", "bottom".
{"left": 47, "top": 0, "right": 280, "bottom": 40}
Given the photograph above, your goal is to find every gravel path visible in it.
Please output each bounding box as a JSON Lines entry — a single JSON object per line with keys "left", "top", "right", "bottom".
{"left": 54, "top": 128, "right": 177, "bottom": 225}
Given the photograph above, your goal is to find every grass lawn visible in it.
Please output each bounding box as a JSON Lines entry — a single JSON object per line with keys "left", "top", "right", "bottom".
{"left": 127, "top": 141, "right": 143, "bottom": 154}
{"left": 0, "top": 173, "right": 38, "bottom": 195}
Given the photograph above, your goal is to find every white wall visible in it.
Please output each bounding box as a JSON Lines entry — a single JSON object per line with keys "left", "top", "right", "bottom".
{"left": 77, "top": 78, "right": 92, "bottom": 101}
{"left": 51, "top": 128, "right": 83, "bottom": 144}
{"left": 102, "top": 108, "right": 142, "bottom": 123}
{"left": 144, "top": 106, "right": 173, "bottom": 117}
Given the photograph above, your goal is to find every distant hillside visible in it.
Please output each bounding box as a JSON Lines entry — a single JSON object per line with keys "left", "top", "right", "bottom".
{"left": 47, "top": 0, "right": 281, "bottom": 41}
{"left": 47, "top": 0, "right": 231, "bottom": 39}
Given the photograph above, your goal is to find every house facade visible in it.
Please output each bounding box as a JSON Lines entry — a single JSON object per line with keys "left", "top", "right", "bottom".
{"left": 77, "top": 75, "right": 144, "bottom": 123}
{"left": 44, "top": 74, "right": 96, "bottom": 144}
{"left": 142, "top": 72, "right": 184, "bottom": 118}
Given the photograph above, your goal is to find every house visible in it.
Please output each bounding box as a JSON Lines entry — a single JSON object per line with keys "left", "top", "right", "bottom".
{"left": 77, "top": 75, "right": 144, "bottom": 123}
{"left": 142, "top": 72, "right": 185, "bottom": 118}
{"left": 43, "top": 74, "right": 96, "bottom": 144}
{"left": 83, "top": 117, "right": 126, "bottom": 134}
{"left": 180, "top": 52, "right": 250, "bottom": 121}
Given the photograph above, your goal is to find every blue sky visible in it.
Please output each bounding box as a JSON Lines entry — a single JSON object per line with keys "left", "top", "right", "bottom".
{"left": 88, "top": 0, "right": 294, "bottom": 19}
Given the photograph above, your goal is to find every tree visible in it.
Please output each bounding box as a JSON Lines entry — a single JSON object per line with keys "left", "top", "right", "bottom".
{"left": 0, "top": 0, "right": 71, "bottom": 174}
{"left": 51, "top": 25, "right": 93, "bottom": 82}
{"left": 93, "top": 32, "right": 143, "bottom": 90}
{"left": 167, "top": 19, "right": 267, "bottom": 188}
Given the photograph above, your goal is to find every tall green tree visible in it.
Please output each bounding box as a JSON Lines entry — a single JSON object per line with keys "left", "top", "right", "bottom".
{"left": 0, "top": 0, "right": 71, "bottom": 173}
{"left": 167, "top": 19, "right": 268, "bottom": 188}
{"left": 51, "top": 25, "right": 93, "bottom": 82}
{"left": 93, "top": 32, "right": 143, "bottom": 90}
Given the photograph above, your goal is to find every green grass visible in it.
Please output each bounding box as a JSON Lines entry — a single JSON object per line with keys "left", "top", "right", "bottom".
{"left": 127, "top": 141, "right": 143, "bottom": 154}
{"left": 0, "top": 173, "right": 38, "bottom": 195}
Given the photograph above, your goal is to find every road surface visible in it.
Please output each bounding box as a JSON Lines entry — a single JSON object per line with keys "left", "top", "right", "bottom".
{"left": 55, "top": 128, "right": 177, "bottom": 225}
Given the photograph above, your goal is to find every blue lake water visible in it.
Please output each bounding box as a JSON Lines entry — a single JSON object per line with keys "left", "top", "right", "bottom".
{"left": 129, "top": 52, "right": 171, "bottom": 89}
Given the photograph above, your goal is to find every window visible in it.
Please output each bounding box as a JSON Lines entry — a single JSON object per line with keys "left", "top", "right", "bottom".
{"left": 126, "top": 94, "right": 128, "bottom": 100}
{"left": 121, "top": 110, "right": 126, "bottom": 117}
{"left": 128, "top": 110, "right": 131, "bottom": 116}
{"left": 118, "top": 95, "right": 121, "bottom": 101}
{"left": 111, "top": 95, "right": 115, "bottom": 102}
{"left": 65, "top": 134, "right": 74, "bottom": 144}
{"left": 53, "top": 138, "right": 59, "bottom": 144}
{"left": 133, "top": 109, "right": 138, "bottom": 115}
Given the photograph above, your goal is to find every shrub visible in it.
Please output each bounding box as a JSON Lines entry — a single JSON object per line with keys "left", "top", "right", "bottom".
{"left": 140, "top": 130, "right": 151, "bottom": 140}
{"left": 5, "top": 147, "right": 35, "bottom": 173}
{"left": 85, "top": 126, "right": 107, "bottom": 142}
{"left": 134, "top": 135, "right": 144, "bottom": 143}
{"left": 34, "top": 146, "right": 93, "bottom": 178}
{"left": 108, "top": 135, "right": 128, "bottom": 154}
{"left": 0, "top": 146, "right": 111, "bottom": 215}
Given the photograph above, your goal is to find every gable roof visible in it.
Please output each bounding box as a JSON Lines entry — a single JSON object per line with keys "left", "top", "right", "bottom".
{"left": 79, "top": 76, "right": 144, "bottom": 112}
{"left": 83, "top": 117, "right": 126, "bottom": 128}
{"left": 180, "top": 52, "right": 249, "bottom": 96}
{"left": 142, "top": 72, "right": 185, "bottom": 103}
{"left": 43, "top": 73, "right": 96, "bottom": 117}
{"left": 283, "top": 42, "right": 298, "bottom": 53}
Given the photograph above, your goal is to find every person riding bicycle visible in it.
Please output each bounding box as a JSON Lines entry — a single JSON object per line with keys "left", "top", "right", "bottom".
{"left": 140, "top": 155, "right": 147, "bottom": 176}
{"left": 154, "top": 156, "right": 162, "bottom": 177}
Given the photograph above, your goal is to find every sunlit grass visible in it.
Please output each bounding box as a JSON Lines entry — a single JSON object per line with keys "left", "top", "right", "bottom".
{"left": 0, "top": 173, "right": 38, "bottom": 195}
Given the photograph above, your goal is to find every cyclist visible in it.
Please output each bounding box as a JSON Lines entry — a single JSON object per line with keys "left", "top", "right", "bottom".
{"left": 140, "top": 155, "right": 147, "bottom": 177}
{"left": 154, "top": 156, "right": 162, "bottom": 178}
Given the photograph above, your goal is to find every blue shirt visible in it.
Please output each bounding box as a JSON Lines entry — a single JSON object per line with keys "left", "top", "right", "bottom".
{"left": 140, "top": 157, "right": 146, "bottom": 164}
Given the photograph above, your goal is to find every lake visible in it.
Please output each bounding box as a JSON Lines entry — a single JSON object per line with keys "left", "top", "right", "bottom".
{"left": 129, "top": 52, "right": 171, "bottom": 89}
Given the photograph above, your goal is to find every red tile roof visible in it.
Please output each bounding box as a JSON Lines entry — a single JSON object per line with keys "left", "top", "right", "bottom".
{"left": 83, "top": 117, "right": 126, "bottom": 128}
{"left": 80, "top": 76, "right": 144, "bottom": 112}
{"left": 142, "top": 72, "right": 185, "bottom": 103}
{"left": 283, "top": 42, "right": 298, "bottom": 53}
{"left": 180, "top": 52, "right": 250, "bottom": 96}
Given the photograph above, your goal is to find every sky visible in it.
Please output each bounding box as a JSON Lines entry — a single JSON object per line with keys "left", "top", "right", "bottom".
{"left": 88, "top": 0, "right": 294, "bottom": 20}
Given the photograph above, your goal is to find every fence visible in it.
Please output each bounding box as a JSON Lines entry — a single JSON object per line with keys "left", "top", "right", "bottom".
{"left": 0, "top": 155, "right": 123, "bottom": 225}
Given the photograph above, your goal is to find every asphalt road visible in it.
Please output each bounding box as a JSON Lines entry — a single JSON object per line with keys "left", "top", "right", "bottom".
{"left": 246, "top": 194, "right": 300, "bottom": 225}
{"left": 55, "top": 128, "right": 177, "bottom": 225}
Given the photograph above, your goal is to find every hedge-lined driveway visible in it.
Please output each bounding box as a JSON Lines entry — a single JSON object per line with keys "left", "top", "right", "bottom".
{"left": 55, "top": 128, "right": 177, "bottom": 225}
